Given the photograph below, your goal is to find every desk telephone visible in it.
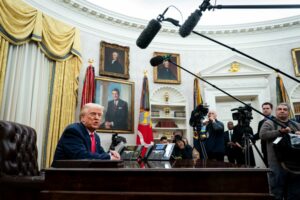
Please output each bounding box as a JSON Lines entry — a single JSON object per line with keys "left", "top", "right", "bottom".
{"left": 119, "top": 143, "right": 175, "bottom": 161}
{"left": 119, "top": 145, "right": 143, "bottom": 160}
{"left": 145, "top": 143, "right": 175, "bottom": 161}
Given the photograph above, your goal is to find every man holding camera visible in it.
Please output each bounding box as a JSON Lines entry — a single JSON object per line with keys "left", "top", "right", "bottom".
{"left": 260, "top": 103, "right": 300, "bottom": 200}
{"left": 204, "top": 110, "right": 225, "bottom": 161}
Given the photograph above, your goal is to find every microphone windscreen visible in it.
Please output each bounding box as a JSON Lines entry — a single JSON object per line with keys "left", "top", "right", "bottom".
{"left": 150, "top": 56, "right": 164, "bottom": 66}
{"left": 136, "top": 19, "right": 162, "bottom": 49}
{"left": 179, "top": 10, "right": 201, "bottom": 38}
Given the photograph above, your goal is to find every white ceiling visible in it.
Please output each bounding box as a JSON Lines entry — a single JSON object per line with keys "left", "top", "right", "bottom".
{"left": 86, "top": 0, "right": 300, "bottom": 25}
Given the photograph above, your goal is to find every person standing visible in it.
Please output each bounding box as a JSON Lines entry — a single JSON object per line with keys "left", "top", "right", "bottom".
{"left": 224, "top": 121, "right": 236, "bottom": 164}
{"left": 52, "top": 103, "right": 120, "bottom": 163}
{"left": 204, "top": 110, "right": 225, "bottom": 161}
{"left": 253, "top": 102, "right": 274, "bottom": 167}
{"left": 105, "top": 88, "right": 128, "bottom": 130}
{"left": 260, "top": 103, "right": 300, "bottom": 200}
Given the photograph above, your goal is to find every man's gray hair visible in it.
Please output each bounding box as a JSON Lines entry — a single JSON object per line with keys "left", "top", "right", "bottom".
{"left": 277, "top": 102, "right": 291, "bottom": 112}
{"left": 80, "top": 103, "right": 104, "bottom": 119}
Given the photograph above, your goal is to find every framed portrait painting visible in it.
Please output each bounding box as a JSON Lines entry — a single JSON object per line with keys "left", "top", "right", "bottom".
{"left": 94, "top": 77, "right": 134, "bottom": 133}
{"left": 291, "top": 48, "right": 300, "bottom": 77}
{"left": 153, "top": 52, "right": 181, "bottom": 84}
{"left": 100, "top": 41, "right": 130, "bottom": 79}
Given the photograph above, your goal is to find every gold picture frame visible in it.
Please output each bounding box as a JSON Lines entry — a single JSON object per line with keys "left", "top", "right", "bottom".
{"left": 100, "top": 41, "right": 130, "bottom": 79}
{"left": 94, "top": 76, "right": 134, "bottom": 133}
{"left": 153, "top": 52, "right": 181, "bottom": 84}
{"left": 291, "top": 48, "right": 300, "bottom": 77}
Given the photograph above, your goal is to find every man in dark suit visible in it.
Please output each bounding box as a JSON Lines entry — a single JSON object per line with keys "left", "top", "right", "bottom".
{"left": 104, "top": 88, "right": 128, "bottom": 130}
{"left": 157, "top": 60, "right": 176, "bottom": 80}
{"left": 105, "top": 51, "right": 124, "bottom": 74}
{"left": 224, "top": 121, "right": 236, "bottom": 164}
{"left": 253, "top": 102, "right": 274, "bottom": 167}
{"left": 204, "top": 110, "right": 225, "bottom": 161}
{"left": 52, "top": 103, "right": 120, "bottom": 163}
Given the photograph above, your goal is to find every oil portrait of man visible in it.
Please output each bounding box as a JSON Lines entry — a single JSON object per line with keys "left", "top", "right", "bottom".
{"left": 100, "top": 41, "right": 129, "bottom": 79}
{"left": 154, "top": 52, "right": 181, "bottom": 84}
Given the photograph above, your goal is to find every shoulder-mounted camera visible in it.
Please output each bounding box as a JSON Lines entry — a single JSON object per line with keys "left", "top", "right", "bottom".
{"left": 189, "top": 104, "right": 209, "bottom": 127}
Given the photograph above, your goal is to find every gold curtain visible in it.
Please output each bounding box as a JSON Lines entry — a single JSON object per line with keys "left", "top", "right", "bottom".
{"left": 0, "top": 0, "right": 81, "bottom": 59}
{"left": 0, "top": 0, "right": 82, "bottom": 167}
{"left": 39, "top": 14, "right": 81, "bottom": 61}
{"left": 0, "top": 36, "right": 9, "bottom": 106}
{"left": 0, "top": 0, "right": 40, "bottom": 43}
{"left": 45, "top": 57, "right": 81, "bottom": 167}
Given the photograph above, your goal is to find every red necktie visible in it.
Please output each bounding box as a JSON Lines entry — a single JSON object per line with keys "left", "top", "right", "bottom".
{"left": 90, "top": 133, "right": 96, "bottom": 153}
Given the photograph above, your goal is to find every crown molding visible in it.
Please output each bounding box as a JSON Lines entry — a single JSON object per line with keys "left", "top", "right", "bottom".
{"left": 50, "top": 0, "right": 300, "bottom": 35}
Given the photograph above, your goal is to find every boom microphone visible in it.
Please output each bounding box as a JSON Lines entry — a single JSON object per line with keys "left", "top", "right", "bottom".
{"left": 179, "top": 10, "right": 202, "bottom": 38}
{"left": 179, "top": 0, "right": 211, "bottom": 38}
{"left": 136, "top": 7, "right": 171, "bottom": 49}
{"left": 150, "top": 55, "right": 171, "bottom": 66}
{"left": 136, "top": 19, "right": 162, "bottom": 49}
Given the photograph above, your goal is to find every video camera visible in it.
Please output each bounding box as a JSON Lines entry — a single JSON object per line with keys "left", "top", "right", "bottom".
{"left": 231, "top": 104, "right": 253, "bottom": 123}
{"left": 189, "top": 104, "right": 209, "bottom": 127}
{"left": 109, "top": 133, "right": 127, "bottom": 150}
{"left": 189, "top": 104, "right": 209, "bottom": 140}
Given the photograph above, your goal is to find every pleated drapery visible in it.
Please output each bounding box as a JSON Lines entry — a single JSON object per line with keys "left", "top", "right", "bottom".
{"left": 0, "top": 0, "right": 81, "bottom": 59}
{"left": 0, "top": 42, "right": 52, "bottom": 165}
{"left": 0, "top": 0, "right": 82, "bottom": 168}
{"left": 46, "top": 57, "right": 81, "bottom": 167}
{"left": 0, "top": 36, "right": 9, "bottom": 107}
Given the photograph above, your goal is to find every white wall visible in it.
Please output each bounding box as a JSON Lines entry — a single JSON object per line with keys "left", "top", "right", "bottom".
{"left": 25, "top": 0, "right": 300, "bottom": 155}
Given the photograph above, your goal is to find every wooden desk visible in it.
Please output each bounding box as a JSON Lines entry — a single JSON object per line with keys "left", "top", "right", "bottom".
{"left": 40, "top": 159, "right": 273, "bottom": 200}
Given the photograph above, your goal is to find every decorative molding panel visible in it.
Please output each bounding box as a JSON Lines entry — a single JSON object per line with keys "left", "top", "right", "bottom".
{"left": 291, "top": 84, "right": 300, "bottom": 99}
{"left": 151, "top": 86, "right": 186, "bottom": 104}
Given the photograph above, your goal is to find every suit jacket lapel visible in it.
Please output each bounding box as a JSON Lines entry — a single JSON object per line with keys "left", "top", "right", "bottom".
{"left": 80, "top": 122, "right": 92, "bottom": 152}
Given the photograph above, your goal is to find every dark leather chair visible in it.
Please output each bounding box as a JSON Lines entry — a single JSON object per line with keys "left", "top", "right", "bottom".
{"left": 0, "top": 120, "right": 44, "bottom": 200}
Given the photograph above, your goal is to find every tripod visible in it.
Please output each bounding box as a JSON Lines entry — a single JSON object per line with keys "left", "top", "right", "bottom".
{"left": 239, "top": 122, "right": 266, "bottom": 168}
{"left": 194, "top": 126, "right": 208, "bottom": 160}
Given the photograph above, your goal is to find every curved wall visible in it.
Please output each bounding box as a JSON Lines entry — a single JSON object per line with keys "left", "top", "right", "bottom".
{"left": 25, "top": 0, "right": 300, "bottom": 150}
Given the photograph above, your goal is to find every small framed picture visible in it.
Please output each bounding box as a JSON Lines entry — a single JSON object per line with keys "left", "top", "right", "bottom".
{"left": 100, "top": 41, "right": 130, "bottom": 79}
{"left": 291, "top": 48, "right": 300, "bottom": 77}
{"left": 153, "top": 52, "right": 181, "bottom": 84}
{"left": 94, "top": 76, "right": 134, "bottom": 133}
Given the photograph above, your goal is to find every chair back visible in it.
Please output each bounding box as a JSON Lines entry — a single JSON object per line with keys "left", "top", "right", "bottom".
{"left": 0, "top": 120, "right": 39, "bottom": 176}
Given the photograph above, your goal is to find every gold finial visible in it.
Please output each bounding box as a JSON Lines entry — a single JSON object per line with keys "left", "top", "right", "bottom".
{"left": 88, "top": 58, "right": 94, "bottom": 66}
{"left": 229, "top": 61, "right": 240, "bottom": 72}
{"left": 164, "top": 92, "right": 169, "bottom": 103}
{"left": 144, "top": 70, "right": 148, "bottom": 76}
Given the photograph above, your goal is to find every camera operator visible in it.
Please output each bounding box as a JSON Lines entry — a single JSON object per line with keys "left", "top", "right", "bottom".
{"left": 204, "top": 110, "right": 225, "bottom": 161}
{"left": 260, "top": 103, "right": 300, "bottom": 200}
{"left": 231, "top": 120, "right": 256, "bottom": 166}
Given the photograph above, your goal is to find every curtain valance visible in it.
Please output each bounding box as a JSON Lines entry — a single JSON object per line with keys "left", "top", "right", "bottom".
{"left": 0, "top": 0, "right": 81, "bottom": 61}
